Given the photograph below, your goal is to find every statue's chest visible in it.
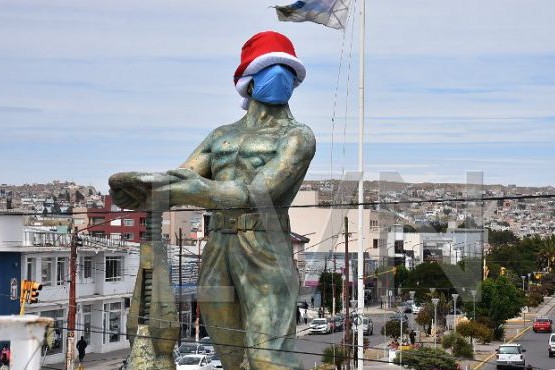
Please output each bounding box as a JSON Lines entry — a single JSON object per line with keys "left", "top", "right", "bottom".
{"left": 212, "top": 132, "right": 280, "bottom": 170}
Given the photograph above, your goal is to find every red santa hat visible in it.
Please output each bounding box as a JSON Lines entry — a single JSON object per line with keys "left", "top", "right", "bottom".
{"left": 234, "top": 31, "right": 306, "bottom": 100}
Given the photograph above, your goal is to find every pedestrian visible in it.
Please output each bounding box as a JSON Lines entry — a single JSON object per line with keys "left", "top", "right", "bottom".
{"left": 76, "top": 336, "right": 88, "bottom": 362}
{"left": 304, "top": 308, "right": 308, "bottom": 324}
{"left": 318, "top": 307, "right": 323, "bottom": 318}
{"left": 297, "top": 307, "right": 301, "bottom": 325}
{"left": 409, "top": 329, "right": 416, "bottom": 345}
{"left": 1, "top": 345, "right": 9, "bottom": 366}
{"left": 303, "top": 300, "right": 308, "bottom": 310}
{"left": 311, "top": 296, "right": 315, "bottom": 308}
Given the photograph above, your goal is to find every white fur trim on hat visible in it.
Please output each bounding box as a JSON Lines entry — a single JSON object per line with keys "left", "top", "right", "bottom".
{"left": 242, "top": 51, "right": 305, "bottom": 80}
{"left": 235, "top": 76, "right": 253, "bottom": 99}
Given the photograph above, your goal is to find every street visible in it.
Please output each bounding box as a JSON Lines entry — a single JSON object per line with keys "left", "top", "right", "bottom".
{"left": 480, "top": 313, "right": 555, "bottom": 370}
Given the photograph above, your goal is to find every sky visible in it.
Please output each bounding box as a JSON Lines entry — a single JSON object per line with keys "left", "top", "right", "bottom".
{"left": 1, "top": 0, "right": 555, "bottom": 193}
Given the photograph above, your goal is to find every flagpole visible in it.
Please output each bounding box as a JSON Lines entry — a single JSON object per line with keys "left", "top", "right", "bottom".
{"left": 357, "top": 0, "right": 365, "bottom": 368}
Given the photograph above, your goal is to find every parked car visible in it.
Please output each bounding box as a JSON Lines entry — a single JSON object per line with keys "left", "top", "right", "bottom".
{"left": 210, "top": 353, "right": 223, "bottom": 369}
{"left": 331, "top": 315, "right": 345, "bottom": 332}
{"left": 548, "top": 333, "right": 555, "bottom": 357}
{"left": 533, "top": 316, "right": 552, "bottom": 333}
{"left": 352, "top": 316, "right": 373, "bottom": 336}
{"left": 411, "top": 303, "right": 422, "bottom": 314}
{"left": 176, "top": 354, "right": 214, "bottom": 370}
{"left": 176, "top": 343, "right": 208, "bottom": 357}
{"left": 199, "top": 337, "right": 214, "bottom": 353}
{"left": 309, "top": 318, "right": 332, "bottom": 334}
{"left": 495, "top": 343, "right": 526, "bottom": 369}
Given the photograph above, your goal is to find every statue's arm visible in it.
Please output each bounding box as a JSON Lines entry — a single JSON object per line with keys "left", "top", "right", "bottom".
{"left": 165, "top": 126, "right": 316, "bottom": 210}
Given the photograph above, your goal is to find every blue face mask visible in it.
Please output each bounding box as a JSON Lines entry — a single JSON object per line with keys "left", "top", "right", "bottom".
{"left": 251, "top": 64, "right": 296, "bottom": 105}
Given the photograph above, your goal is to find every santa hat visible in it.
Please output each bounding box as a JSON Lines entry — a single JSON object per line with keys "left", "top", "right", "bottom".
{"left": 234, "top": 31, "right": 306, "bottom": 100}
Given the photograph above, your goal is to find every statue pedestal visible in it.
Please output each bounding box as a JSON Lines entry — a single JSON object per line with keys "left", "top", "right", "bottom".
{"left": 127, "top": 325, "right": 176, "bottom": 370}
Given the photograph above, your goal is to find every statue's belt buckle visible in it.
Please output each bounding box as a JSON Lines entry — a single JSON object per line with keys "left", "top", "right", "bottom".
{"left": 220, "top": 217, "right": 238, "bottom": 234}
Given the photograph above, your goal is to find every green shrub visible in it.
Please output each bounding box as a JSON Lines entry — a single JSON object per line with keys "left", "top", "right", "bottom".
{"left": 322, "top": 345, "right": 348, "bottom": 370}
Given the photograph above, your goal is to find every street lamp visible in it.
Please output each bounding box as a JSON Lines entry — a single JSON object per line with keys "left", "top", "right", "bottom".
{"left": 432, "top": 298, "right": 440, "bottom": 348}
{"left": 470, "top": 289, "right": 477, "bottom": 321}
{"left": 521, "top": 275, "right": 526, "bottom": 291}
{"left": 452, "top": 293, "right": 459, "bottom": 334}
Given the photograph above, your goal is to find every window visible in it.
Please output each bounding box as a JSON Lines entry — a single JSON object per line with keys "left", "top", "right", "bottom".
{"left": 394, "top": 240, "right": 404, "bottom": 254}
{"left": 104, "top": 302, "right": 122, "bottom": 343}
{"left": 80, "top": 256, "right": 93, "bottom": 280}
{"left": 41, "top": 309, "right": 64, "bottom": 354}
{"left": 123, "top": 219, "right": 134, "bottom": 227}
{"left": 82, "top": 305, "right": 92, "bottom": 343}
{"left": 90, "top": 217, "right": 105, "bottom": 226}
{"left": 26, "top": 257, "right": 36, "bottom": 280}
{"left": 105, "top": 256, "right": 123, "bottom": 282}
{"left": 57, "top": 257, "right": 67, "bottom": 285}
{"left": 110, "top": 218, "right": 122, "bottom": 226}
{"left": 122, "top": 233, "right": 134, "bottom": 241}
{"left": 373, "top": 239, "right": 379, "bottom": 249}
{"left": 139, "top": 218, "right": 146, "bottom": 227}
{"left": 41, "top": 258, "right": 53, "bottom": 286}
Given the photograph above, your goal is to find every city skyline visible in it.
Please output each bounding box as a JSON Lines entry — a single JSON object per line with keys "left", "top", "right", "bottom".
{"left": 1, "top": 0, "right": 554, "bottom": 193}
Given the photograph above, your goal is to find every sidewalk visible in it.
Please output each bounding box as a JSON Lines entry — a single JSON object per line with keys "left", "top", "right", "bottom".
{"left": 47, "top": 347, "right": 130, "bottom": 370}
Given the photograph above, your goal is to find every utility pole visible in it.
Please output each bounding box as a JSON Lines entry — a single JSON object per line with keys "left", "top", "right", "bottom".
{"left": 195, "top": 237, "right": 201, "bottom": 342}
{"left": 178, "top": 228, "right": 183, "bottom": 346}
{"left": 343, "top": 216, "right": 351, "bottom": 370}
{"left": 66, "top": 226, "right": 78, "bottom": 370}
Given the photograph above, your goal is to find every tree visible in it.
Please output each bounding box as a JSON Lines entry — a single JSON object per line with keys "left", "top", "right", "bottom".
{"left": 394, "top": 347, "right": 458, "bottom": 370}
{"left": 458, "top": 217, "right": 478, "bottom": 229}
{"left": 415, "top": 303, "right": 433, "bottom": 335}
{"left": 537, "top": 235, "right": 555, "bottom": 272}
{"left": 456, "top": 320, "right": 493, "bottom": 344}
{"left": 380, "top": 320, "right": 402, "bottom": 339}
{"left": 322, "top": 345, "right": 347, "bottom": 370}
{"left": 487, "top": 229, "right": 519, "bottom": 247}
{"left": 318, "top": 272, "right": 343, "bottom": 314}
{"left": 475, "top": 276, "right": 525, "bottom": 339}
{"left": 441, "top": 332, "right": 473, "bottom": 358}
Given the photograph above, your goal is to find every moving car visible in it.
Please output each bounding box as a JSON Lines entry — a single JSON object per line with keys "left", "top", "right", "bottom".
{"left": 176, "top": 354, "right": 214, "bottom": 370}
{"left": 309, "top": 318, "right": 332, "bottom": 334}
{"left": 495, "top": 343, "right": 525, "bottom": 369}
{"left": 533, "top": 316, "right": 552, "bottom": 333}
{"left": 548, "top": 333, "right": 555, "bottom": 357}
{"left": 352, "top": 316, "right": 373, "bottom": 336}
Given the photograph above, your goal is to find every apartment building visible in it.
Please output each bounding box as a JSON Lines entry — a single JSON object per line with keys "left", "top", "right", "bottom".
{"left": 0, "top": 213, "right": 138, "bottom": 365}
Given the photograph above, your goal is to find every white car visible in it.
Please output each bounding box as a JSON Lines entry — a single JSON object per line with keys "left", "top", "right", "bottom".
{"left": 548, "top": 333, "right": 555, "bottom": 357}
{"left": 309, "top": 318, "right": 332, "bottom": 334}
{"left": 199, "top": 337, "right": 214, "bottom": 354}
{"left": 176, "top": 354, "right": 214, "bottom": 370}
{"left": 495, "top": 343, "right": 526, "bottom": 369}
{"left": 411, "top": 303, "right": 422, "bottom": 314}
{"left": 210, "top": 353, "right": 223, "bottom": 369}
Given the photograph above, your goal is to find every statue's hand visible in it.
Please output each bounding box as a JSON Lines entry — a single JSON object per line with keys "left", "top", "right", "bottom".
{"left": 109, "top": 171, "right": 182, "bottom": 210}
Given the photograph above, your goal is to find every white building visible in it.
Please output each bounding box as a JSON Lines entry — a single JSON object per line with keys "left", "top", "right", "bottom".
{"left": 0, "top": 213, "right": 138, "bottom": 365}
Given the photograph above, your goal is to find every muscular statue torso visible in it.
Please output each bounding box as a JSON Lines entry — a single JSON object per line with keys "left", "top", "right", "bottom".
{"left": 109, "top": 101, "right": 316, "bottom": 212}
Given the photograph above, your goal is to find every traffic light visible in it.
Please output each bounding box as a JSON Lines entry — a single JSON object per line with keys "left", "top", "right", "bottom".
{"left": 20, "top": 279, "right": 30, "bottom": 304}
{"left": 28, "top": 281, "right": 42, "bottom": 304}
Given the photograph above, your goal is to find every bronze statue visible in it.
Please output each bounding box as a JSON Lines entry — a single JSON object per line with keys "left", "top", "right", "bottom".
{"left": 110, "top": 31, "right": 315, "bottom": 370}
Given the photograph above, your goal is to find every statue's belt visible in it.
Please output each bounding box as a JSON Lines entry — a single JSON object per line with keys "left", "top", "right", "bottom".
{"left": 209, "top": 212, "right": 290, "bottom": 234}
